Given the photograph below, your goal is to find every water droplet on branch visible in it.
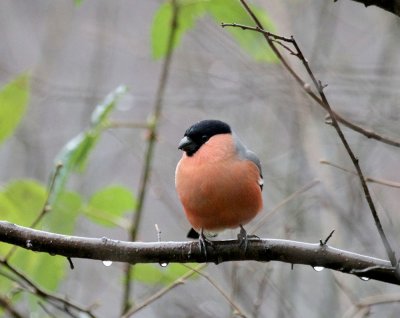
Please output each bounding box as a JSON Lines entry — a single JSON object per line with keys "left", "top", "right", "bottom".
{"left": 26, "top": 240, "right": 33, "bottom": 249}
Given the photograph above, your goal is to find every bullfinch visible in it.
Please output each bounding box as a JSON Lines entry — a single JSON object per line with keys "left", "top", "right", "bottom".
{"left": 175, "top": 119, "right": 263, "bottom": 254}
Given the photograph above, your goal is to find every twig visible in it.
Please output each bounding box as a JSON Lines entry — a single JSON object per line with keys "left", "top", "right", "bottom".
{"left": 121, "top": 264, "right": 206, "bottom": 318}
{"left": 309, "top": 75, "right": 396, "bottom": 266}
{"left": 32, "top": 161, "right": 64, "bottom": 229}
{"left": 235, "top": 0, "right": 397, "bottom": 268}
{"left": 122, "top": 0, "right": 180, "bottom": 313}
{"left": 332, "top": 274, "right": 358, "bottom": 305}
{"left": 321, "top": 160, "right": 400, "bottom": 189}
{"left": 182, "top": 264, "right": 248, "bottom": 317}
{"left": 342, "top": 293, "right": 400, "bottom": 318}
{"left": 252, "top": 267, "right": 271, "bottom": 318}
{"left": 221, "top": 3, "right": 400, "bottom": 148}
{"left": 4, "top": 162, "right": 63, "bottom": 261}
{"left": 0, "top": 257, "right": 95, "bottom": 317}
{"left": 0, "top": 221, "right": 398, "bottom": 285}
{"left": 0, "top": 295, "right": 24, "bottom": 318}
{"left": 249, "top": 179, "right": 320, "bottom": 234}
{"left": 221, "top": 23, "right": 293, "bottom": 42}
{"left": 37, "top": 302, "right": 58, "bottom": 318}
{"left": 320, "top": 230, "right": 335, "bottom": 246}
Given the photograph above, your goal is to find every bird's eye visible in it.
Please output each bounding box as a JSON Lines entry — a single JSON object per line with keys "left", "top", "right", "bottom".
{"left": 201, "top": 135, "right": 209, "bottom": 142}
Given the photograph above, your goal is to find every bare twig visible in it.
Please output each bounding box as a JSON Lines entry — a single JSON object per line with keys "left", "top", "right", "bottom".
{"left": 320, "top": 230, "right": 335, "bottom": 246}
{"left": 234, "top": 0, "right": 397, "bottom": 268}
{"left": 321, "top": 160, "right": 400, "bottom": 189}
{"left": 121, "top": 264, "right": 206, "bottom": 318}
{"left": 343, "top": 293, "right": 400, "bottom": 318}
{"left": 221, "top": 23, "right": 293, "bottom": 42}
{"left": 183, "top": 264, "right": 248, "bottom": 317}
{"left": 5, "top": 162, "right": 63, "bottom": 261}
{"left": 332, "top": 274, "right": 358, "bottom": 306}
{"left": 249, "top": 179, "right": 320, "bottom": 234}
{"left": 252, "top": 267, "right": 271, "bottom": 318}
{"left": 0, "top": 295, "right": 24, "bottom": 318}
{"left": 302, "top": 62, "right": 396, "bottom": 266}
{"left": 0, "top": 221, "right": 398, "bottom": 285}
{"left": 37, "top": 302, "right": 58, "bottom": 318}
{"left": 0, "top": 257, "right": 95, "bottom": 317}
{"left": 122, "top": 0, "right": 180, "bottom": 313}
{"left": 221, "top": 4, "right": 400, "bottom": 148}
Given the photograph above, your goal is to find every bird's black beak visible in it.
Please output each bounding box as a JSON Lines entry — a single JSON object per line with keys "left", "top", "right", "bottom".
{"left": 178, "top": 136, "right": 192, "bottom": 150}
{"left": 178, "top": 136, "right": 198, "bottom": 156}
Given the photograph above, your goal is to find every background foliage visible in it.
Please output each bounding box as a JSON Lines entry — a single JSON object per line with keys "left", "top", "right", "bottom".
{"left": 0, "top": 0, "right": 400, "bottom": 317}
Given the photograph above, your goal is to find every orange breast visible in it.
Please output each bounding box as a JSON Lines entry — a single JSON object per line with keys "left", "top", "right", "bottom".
{"left": 175, "top": 135, "right": 263, "bottom": 231}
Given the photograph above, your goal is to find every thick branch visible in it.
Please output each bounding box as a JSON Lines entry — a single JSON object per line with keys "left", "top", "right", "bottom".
{"left": 339, "top": 0, "right": 400, "bottom": 18}
{"left": 0, "top": 221, "right": 397, "bottom": 285}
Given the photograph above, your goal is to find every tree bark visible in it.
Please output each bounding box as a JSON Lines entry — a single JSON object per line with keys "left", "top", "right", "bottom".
{"left": 0, "top": 221, "right": 398, "bottom": 285}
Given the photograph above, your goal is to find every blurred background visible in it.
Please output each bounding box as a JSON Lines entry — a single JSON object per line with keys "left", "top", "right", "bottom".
{"left": 1, "top": 0, "right": 400, "bottom": 317}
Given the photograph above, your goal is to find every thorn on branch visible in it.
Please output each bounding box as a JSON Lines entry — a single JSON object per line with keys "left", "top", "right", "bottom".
{"left": 67, "top": 257, "right": 74, "bottom": 270}
{"left": 155, "top": 224, "right": 161, "bottom": 242}
{"left": 320, "top": 229, "right": 335, "bottom": 246}
{"left": 317, "top": 80, "right": 328, "bottom": 92}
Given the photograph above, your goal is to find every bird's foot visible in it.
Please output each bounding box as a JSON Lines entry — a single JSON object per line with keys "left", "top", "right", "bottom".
{"left": 237, "top": 225, "right": 259, "bottom": 253}
{"left": 199, "top": 229, "right": 214, "bottom": 261}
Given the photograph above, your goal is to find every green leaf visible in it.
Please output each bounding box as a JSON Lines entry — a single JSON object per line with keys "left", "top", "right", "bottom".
{"left": 0, "top": 180, "right": 45, "bottom": 256}
{"left": 0, "top": 192, "right": 22, "bottom": 256}
{"left": 207, "top": 0, "right": 277, "bottom": 62}
{"left": 0, "top": 192, "right": 20, "bottom": 223}
{"left": 91, "top": 85, "right": 127, "bottom": 126}
{"left": 2, "top": 180, "right": 46, "bottom": 225}
{"left": 50, "top": 131, "right": 97, "bottom": 206}
{"left": 42, "top": 191, "right": 82, "bottom": 234}
{"left": 132, "top": 263, "right": 198, "bottom": 285}
{"left": 12, "top": 251, "right": 66, "bottom": 292}
{"left": 86, "top": 185, "right": 135, "bottom": 227}
{"left": 74, "top": 0, "right": 83, "bottom": 6}
{"left": 0, "top": 73, "right": 30, "bottom": 145}
{"left": 0, "top": 276, "right": 13, "bottom": 295}
{"left": 151, "top": 0, "right": 276, "bottom": 62}
{"left": 50, "top": 86, "right": 127, "bottom": 204}
{"left": 0, "top": 182, "right": 73, "bottom": 298}
{"left": 151, "top": 1, "right": 207, "bottom": 59}
{"left": 56, "top": 131, "right": 98, "bottom": 174}
{"left": 32, "top": 254, "right": 65, "bottom": 291}
{"left": 132, "top": 264, "right": 167, "bottom": 284}
{"left": 162, "top": 263, "right": 199, "bottom": 284}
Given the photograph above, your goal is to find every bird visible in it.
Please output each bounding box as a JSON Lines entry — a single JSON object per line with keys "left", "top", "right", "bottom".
{"left": 175, "top": 119, "right": 263, "bottom": 256}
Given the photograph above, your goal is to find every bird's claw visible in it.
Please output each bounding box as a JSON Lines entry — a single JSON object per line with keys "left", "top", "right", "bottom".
{"left": 237, "top": 225, "right": 259, "bottom": 253}
{"left": 199, "top": 229, "right": 214, "bottom": 261}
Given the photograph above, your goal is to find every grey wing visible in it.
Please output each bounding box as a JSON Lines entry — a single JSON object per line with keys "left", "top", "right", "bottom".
{"left": 234, "top": 133, "right": 264, "bottom": 190}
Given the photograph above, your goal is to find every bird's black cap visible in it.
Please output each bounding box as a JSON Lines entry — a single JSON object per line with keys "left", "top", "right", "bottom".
{"left": 178, "top": 120, "right": 231, "bottom": 156}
